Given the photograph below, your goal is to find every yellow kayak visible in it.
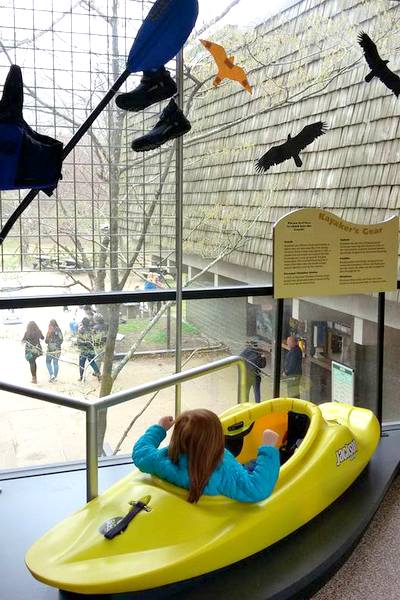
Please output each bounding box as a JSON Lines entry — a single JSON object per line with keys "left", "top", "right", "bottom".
{"left": 26, "top": 398, "right": 380, "bottom": 594}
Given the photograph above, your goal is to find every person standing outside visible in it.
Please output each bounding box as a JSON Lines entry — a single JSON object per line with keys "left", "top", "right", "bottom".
{"left": 77, "top": 318, "right": 101, "bottom": 382}
{"left": 240, "top": 338, "right": 267, "bottom": 404}
{"left": 154, "top": 273, "right": 165, "bottom": 314}
{"left": 45, "top": 319, "right": 63, "bottom": 382}
{"left": 92, "top": 314, "right": 108, "bottom": 374}
{"left": 22, "top": 321, "right": 44, "bottom": 384}
{"left": 144, "top": 273, "right": 158, "bottom": 317}
{"left": 283, "top": 336, "right": 303, "bottom": 398}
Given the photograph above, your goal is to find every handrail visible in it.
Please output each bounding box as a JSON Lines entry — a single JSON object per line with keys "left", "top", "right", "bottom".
{"left": 92, "top": 355, "right": 247, "bottom": 410}
{"left": 0, "top": 355, "right": 247, "bottom": 501}
{"left": 0, "top": 380, "right": 91, "bottom": 411}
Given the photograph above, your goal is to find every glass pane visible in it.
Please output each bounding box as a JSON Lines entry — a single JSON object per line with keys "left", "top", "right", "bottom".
{"left": 0, "top": 0, "right": 175, "bottom": 293}
{"left": 0, "top": 299, "right": 178, "bottom": 467}
{"left": 280, "top": 295, "right": 378, "bottom": 414}
{"left": 0, "top": 389, "right": 85, "bottom": 470}
{"left": 180, "top": 296, "right": 275, "bottom": 409}
{"left": 383, "top": 293, "right": 400, "bottom": 423}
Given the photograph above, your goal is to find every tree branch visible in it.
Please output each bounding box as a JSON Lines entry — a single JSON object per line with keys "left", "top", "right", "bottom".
{"left": 0, "top": 3, "right": 81, "bottom": 52}
{"left": 192, "top": 0, "right": 243, "bottom": 38}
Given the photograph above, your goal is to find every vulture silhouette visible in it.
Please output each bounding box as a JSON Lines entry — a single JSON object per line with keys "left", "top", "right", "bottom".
{"left": 358, "top": 32, "right": 400, "bottom": 97}
{"left": 200, "top": 39, "right": 252, "bottom": 94}
{"left": 255, "top": 121, "right": 327, "bottom": 173}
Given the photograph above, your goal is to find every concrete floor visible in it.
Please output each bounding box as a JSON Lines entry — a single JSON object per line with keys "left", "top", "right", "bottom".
{"left": 314, "top": 474, "right": 400, "bottom": 600}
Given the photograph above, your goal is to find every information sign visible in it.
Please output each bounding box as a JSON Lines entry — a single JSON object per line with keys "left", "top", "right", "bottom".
{"left": 331, "top": 361, "right": 354, "bottom": 405}
{"left": 273, "top": 208, "right": 398, "bottom": 299}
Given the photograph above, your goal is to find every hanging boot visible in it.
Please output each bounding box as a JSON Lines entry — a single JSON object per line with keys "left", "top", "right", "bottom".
{"left": 116, "top": 67, "right": 177, "bottom": 112}
{"left": 131, "top": 99, "right": 191, "bottom": 152}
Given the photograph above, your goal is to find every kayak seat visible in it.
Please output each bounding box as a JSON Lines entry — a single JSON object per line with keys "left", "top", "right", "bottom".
{"left": 224, "top": 410, "right": 310, "bottom": 466}
{"left": 234, "top": 412, "right": 288, "bottom": 464}
{"left": 279, "top": 411, "right": 310, "bottom": 465}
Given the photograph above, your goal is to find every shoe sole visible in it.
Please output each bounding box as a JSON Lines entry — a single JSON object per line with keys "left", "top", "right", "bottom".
{"left": 132, "top": 125, "right": 191, "bottom": 152}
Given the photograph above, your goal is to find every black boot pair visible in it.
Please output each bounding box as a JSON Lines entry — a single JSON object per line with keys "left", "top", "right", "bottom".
{"left": 116, "top": 67, "right": 191, "bottom": 152}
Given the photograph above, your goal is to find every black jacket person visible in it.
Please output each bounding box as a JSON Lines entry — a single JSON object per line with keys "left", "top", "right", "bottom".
{"left": 240, "top": 339, "right": 267, "bottom": 404}
{"left": 283, "top": 336, "right": 302, "bottom": 398}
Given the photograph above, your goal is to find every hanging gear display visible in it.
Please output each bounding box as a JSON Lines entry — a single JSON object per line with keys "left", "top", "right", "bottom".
{"left": 0, "top": 0, "right": 200, "bottom": 244}
{"left": 0, "top": 64, "right": 63, "bottom": 194}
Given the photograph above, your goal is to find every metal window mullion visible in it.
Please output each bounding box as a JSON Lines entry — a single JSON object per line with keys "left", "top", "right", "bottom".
{"left": 88, "top": 1, "right": 96, "bottom": 273}
{"left": 70, "top": 2, "right": 78, "bottom": 268}
{"left": 175, "top": 50, "right": 184, "bottom": 416}
{"left": 51, "top": 0, "right": 60, "bottom": 270}
{"left": 32, "top": 0, "right": 42, "bottom": 271}
{"left": 377, "top": 292, "right": 385, "bottom": 430}
{"left": 107, "top": 0, "right": 114, "bottom": 286}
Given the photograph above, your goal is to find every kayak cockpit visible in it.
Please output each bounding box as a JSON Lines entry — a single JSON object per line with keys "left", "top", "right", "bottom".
{"left": 221, "top": 398, "right": 323, "bottom": 474}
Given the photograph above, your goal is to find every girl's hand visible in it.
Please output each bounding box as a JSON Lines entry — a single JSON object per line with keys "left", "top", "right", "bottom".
{"left": 262, "top": 429, "right": 280, "bottom": 447}
{"left": 158, "top": 416, "right": 175, "bottom": 431}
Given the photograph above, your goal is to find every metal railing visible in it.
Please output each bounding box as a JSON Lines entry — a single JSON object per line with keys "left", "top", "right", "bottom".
{"left": 0, "top": 355, "right": 247, "bottom": 501}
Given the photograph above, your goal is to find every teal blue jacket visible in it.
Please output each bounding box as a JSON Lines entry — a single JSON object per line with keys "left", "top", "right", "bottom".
{"left": 132, "top": 425, "right": 280, "bottom": 503}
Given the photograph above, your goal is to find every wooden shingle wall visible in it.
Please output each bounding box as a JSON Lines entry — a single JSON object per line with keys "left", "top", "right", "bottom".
{"left": 126, "top": 0, "right": 400, "bottom": 276}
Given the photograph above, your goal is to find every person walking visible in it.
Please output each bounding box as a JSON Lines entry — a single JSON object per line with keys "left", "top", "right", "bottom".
{"left": 45, "top": 319, "right": 63, "bottom": 382}
{"left": 77, "top": 317, "right": 101, "bottom": 382}
{"left": 283, "top": 336, "right": 303, "bottom": 398}
{"left": 22, "top": 321, "right": 44, "bottom": 384}
{"left": 93, "top": 314, "right": 108, "bottom": 374}
{"left": 240, "top": 337, "right": 267, "bottom": 404}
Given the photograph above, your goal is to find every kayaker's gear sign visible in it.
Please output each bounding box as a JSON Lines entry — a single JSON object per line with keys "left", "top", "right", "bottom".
{"left": 0, "top": 65, "right": 63, "bottom": 193}
{"left": 100, "top": 495, "right": 152, "bottom": 540}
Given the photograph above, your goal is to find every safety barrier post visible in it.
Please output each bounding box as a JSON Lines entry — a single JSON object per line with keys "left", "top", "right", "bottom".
{"left": 86, "top": 404, "right": 99, "bottom": 502}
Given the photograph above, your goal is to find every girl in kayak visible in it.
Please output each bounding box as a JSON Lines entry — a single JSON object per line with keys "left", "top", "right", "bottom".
{"left": 132, "top": 409, "right": 280, "bottom": 503}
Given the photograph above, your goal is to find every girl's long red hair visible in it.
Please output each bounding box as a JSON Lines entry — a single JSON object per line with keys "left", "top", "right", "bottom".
{"left": 168, "top": 409, "right": 225, "bottom": 503}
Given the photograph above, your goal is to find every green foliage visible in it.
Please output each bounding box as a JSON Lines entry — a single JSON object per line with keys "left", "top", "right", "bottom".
{"left": 118, "top": 318, "right": 199, "bottom": 342}
{"left": 182, "top": 321, "right": 200, "bottom": 335}
{"left": 118, "top": 320, "right": 147, "bottom": 334}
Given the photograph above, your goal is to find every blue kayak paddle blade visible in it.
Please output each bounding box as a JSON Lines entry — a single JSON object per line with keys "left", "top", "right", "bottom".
{"left": 127, "top": 0, "right": 199, "bottom": 73}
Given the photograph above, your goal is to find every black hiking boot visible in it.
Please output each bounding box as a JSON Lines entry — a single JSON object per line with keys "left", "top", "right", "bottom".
{"left": 131, "top": 99, "right": 191, "bottom": 152}
{"left": 116, "top": 67, "right": 177, "bottom": 112}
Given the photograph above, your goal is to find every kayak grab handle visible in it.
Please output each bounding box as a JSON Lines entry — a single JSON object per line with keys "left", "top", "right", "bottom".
{"left": 101, "top": 495, "right": 152, "bottom": 540}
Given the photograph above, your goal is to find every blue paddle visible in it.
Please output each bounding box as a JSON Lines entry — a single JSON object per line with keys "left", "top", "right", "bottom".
{"left": 127, "top": 0, "right": 199, "bottom": 72}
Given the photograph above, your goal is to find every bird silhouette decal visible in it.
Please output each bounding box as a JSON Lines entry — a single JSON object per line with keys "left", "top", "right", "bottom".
{"left": 255, "top": 122, "right": 327, "bottom": 173}
{"left": 358, "top": 32, "right": 400, "bottom": 97}
{"left": 200, "top": 39, "right": 252, "bottom": 94}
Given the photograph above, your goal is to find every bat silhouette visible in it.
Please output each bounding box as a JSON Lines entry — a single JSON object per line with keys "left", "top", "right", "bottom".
{"left": 255, "top": 122, "right": 327, "bottom": 173}
{"left": 200, "top": 39, "right": 252, "bottom": 94}
{"left": 358, "top": 32, "right": 400, "bottom": 97}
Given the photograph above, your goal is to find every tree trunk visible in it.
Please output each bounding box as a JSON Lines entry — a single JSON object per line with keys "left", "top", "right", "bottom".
{"left": 96, "top": 0, "right": 123, "bottom": 454}
{"left": 97, "top": 303, "right": 120, "bottom": 454}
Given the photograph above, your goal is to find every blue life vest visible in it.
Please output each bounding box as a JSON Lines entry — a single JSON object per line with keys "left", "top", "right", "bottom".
{"left": 0, "top": 65, "right": 63, "bottom": 194}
